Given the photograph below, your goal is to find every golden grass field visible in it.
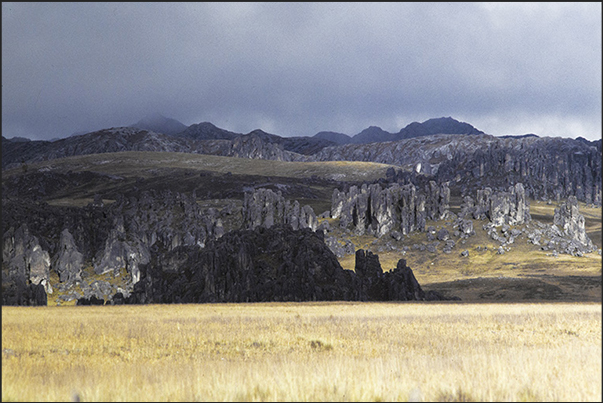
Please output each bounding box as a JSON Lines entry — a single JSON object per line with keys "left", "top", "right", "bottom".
{"left": 2, "top": 302, "right": 601, "bottom": 402}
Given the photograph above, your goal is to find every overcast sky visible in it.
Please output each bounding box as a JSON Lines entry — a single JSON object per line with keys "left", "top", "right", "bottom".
{"left": 2, "top": 2, "right": 601, "bottom": 141}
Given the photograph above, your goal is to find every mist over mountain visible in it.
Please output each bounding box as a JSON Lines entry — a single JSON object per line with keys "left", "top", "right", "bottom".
{"left": 313, "top": 131, "right": 353, "bottom": 145}
{"left": 174, "top": 121, "right": 240, "bottom": 141}
{"left": 129, "top": 113, "right": 188, "bottom": 136}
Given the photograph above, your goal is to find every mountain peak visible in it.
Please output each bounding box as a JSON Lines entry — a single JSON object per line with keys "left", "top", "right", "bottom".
{"left": 351, "top": 126, "right": 397, "bottom": 144}
{"left": 130, "top": 113, "right": 188, "bottom": 136}
{"left": 398, "top": 117, "right": 484, "bottom": 139}
{"left": 313, "top": 131, "right": 352, "bottom": 145}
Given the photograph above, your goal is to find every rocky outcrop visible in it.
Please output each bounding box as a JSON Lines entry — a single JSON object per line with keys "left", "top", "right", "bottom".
{"left": 2, "top": 277, "right": 47, "bottom": 306}
{"left": 331, "top": 181, "right": 450, "bottom": 237}
{"left": 460, "top": 183, "right": 531, "bottom": 226}
{"left": 128, "top": 225, "right": 360, "bottom": 303}
{"left": 52, "top": 228, "right": 84, "bottom": 283}
{"left": 2, "top": 223, "right": 51, "bottom": 306}
{"left": 354, "top": 249, "right": 444, "bottom": 301}
{"left": 93, "top": 219, "right": 150, "bottom": 283}
{"left": 229, "top": 132, "right": 304, "bottom": 161}
{"left": 553, "top": 196, "right": 594, "bottom": 252}
{"left": 315, "top": 134, "right": 601, "bottom": 205}
{"left": 436, "top": 136, "right": 602, "bottom": 205}
{"left": 242, "top": 188, "right": 318, "bottom": 231}
{"left": 1, "top": 189, "right": 227, "bottom": 304}
{"left": 126, "top": 225, "right": 452, "bottom": 304}
{"left": 89, "top": 190, "right": 225, "bottom": 282}
{"left": 453, "top": 184, "right": 530, "bottom": 248}
{"left": 2, "top": 224, "right": 52, "bottom": 294}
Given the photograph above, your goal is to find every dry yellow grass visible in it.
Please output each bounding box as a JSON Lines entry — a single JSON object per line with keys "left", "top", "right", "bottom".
{"left": 2, "top": 302, "right": 601, "bottom": 402}
{"left": 2, "top": 151, "right": 398, "bottom": 183}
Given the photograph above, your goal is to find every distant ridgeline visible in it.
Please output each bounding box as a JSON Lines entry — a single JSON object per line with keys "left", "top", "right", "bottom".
{"left": 3, "top": 117, "right": 601, "bottom": 205}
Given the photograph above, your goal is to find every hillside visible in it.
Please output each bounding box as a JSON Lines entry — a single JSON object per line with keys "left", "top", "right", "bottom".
{"left": 2, "top": 115, "right": 601, "bottom": 307}
{"left": 2, "top": 150, "right": 600, "bottom": 306}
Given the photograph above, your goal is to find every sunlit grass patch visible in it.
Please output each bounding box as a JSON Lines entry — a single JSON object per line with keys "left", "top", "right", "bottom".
{"left": 2, "top": 302, "right": 601, "bottom": 402}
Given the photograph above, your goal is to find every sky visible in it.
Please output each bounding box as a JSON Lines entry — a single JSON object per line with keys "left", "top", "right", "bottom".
{"left": 2, "top": 2, "right": 601, "bottom": 141}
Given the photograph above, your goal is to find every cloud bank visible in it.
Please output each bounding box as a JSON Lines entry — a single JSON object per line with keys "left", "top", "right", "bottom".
{"left": 2, "top": 2, "right": 601, "bottom": 140}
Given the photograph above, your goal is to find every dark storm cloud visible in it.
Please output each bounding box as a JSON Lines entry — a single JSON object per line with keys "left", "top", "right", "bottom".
{"left": 2, "top": 2, "right": 601, "bottom": 141}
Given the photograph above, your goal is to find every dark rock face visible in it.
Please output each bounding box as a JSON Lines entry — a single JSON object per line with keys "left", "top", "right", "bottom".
{"left": 128, "top": 225, "right": 360, "bottom": 303}
{"left": 76, "top": 296, "right": 105, "bottom": 305}
{"left": 553, "top": 196, "right": 594, "bottom": 251}
{"left": 331, "top": 181, "right": 450, "bottom": 237}
{"left": 242, "top": 188, "right": 318, "bottom": 231}
{"left": 2, "top": 277, "right": 47, "bottom": 306}
{"left": 126, "top": 225, "right": 451, "bottom": 304}
{"left": 354, "top": 249, "right": 427, "bottom": 301}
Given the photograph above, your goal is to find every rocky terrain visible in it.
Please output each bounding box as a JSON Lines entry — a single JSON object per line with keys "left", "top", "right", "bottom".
{"left": 2, "top": 115, "right": 601, "bottom": 306}
{"left": 126, "top": 224, "right": 448, "bottom": 304}
{"left": 5, "top": 117, "right": 600, "bottom": 206}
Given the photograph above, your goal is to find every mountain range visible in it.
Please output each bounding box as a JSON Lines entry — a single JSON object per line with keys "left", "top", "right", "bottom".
{"left": 2, "top": 112, "right": 601, "bottom": 308}
{"left": 3, "top": 114, "right": 601, "bottom": 206}
{"left": 126, "top": 114, "right": 486, "bottom": 145}
{"left": 2, "top": 115, "right": 490, "bottom": 168}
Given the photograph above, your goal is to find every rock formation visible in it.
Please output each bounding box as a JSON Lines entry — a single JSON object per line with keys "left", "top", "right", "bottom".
{"left": 2, "top": 223, "right": 52, "bottom": 293}
{"left": 242, "top": 188, "right": 318, "bottom": 231}
{"left": 354, "top": 249, "right": 431, "bottom": 301}
{"left": 459, "top": 183, "right": 531, "bottom": 227}
{"left": 52, "top": 228, "right": 84, "bottom": 283}
{"left": 125, "top": 225, "right": 452, "bottom": 304}
{"left": 1, "top": 189, "right": 228, "bottom": 305}
{"left": 331, "top": 181, "right": 450, "bottom": 237}
{"left": 553, "top": 196, "right": 594, "bottom": 252}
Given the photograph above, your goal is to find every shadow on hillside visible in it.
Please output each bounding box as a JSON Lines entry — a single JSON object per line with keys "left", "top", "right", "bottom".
{"left": 423, "top": 275, "right": 601, "bottom": 303}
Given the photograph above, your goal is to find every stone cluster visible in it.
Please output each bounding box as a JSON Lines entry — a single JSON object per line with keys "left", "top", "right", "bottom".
{"left": 242, "top": 188, "right": 318, "bottom": 231}
{"left": 459, "top": 183, "right": 531, "bottom": 227}
{"left": 1, "top": 190, "right": 227, "bottom": 305}
{"left": 331, "top": 181, "right": 450, "bottom": 237}
{"left": 552, "top": 196, "right": 595, "bottom": 254}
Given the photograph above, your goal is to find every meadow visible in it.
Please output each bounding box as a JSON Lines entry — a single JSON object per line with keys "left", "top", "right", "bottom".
{"left": 2, "top": 302, "right": 601, "bottom": 402}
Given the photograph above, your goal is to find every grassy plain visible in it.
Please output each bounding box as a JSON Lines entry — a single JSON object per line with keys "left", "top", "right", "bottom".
{"left": 2, "top": 302, "right": 601, "bottom": 402}
{"left": 2, "top": 151, "right": 397, "bottom": 183}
